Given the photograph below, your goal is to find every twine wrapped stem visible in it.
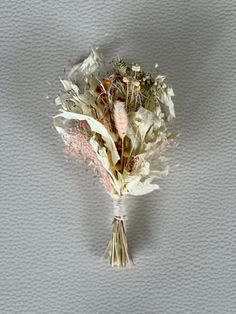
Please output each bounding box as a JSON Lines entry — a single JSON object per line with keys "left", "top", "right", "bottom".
{"left": 106, "top": 197, "right": 133, "bottom": 267}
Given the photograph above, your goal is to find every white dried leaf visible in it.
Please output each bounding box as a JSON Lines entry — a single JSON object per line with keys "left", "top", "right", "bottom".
{"left": 167, "top": 87, "right": 174, "bottom": 97}
{"left": 54, "top": 111, "right": 120, "bottom": 165}
{"left": 124, "top": 176, "right": 159, "bottom": 196}
{"left": 130, "top": 107, "right": 162, "bottom": 142}
{"left": 68, "top": 48, "right": 103, "bottom": 77}
{"left": 160, "top": 92, "right": 175, "bottom": 118}
{"left": 156, "top": 75, "right": 166, "bottom": 82}
{"left": 60, "top": 79, "right": 79, "bottom": 94}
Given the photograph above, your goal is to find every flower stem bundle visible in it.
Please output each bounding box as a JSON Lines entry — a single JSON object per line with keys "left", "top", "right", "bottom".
{"left": 53, "top": 48, "right": 177, "bottom": 267}
{"left": 107, "top": 216, "right": 131, "bottom": 267}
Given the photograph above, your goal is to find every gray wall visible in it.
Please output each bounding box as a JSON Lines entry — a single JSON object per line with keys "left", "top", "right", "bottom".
{"left": 1, "top": 1, "right": 236, "bottom": 313}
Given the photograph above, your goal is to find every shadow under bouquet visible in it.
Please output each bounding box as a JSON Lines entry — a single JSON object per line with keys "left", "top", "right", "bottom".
{"left": 53, "top": 48, "right": 177, "bottom": 267}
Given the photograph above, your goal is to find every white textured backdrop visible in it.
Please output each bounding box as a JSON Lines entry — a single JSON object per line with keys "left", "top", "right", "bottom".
{"left": 0, "top": 0, "right": 236, "bottom": 313}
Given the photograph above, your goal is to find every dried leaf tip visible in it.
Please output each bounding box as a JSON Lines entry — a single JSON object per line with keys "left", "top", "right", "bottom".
{"left": 114, "top": 101, "right": 128, "bottom": 140}
{"left": 69, "top": 48, "right": 103, "bottom": 78}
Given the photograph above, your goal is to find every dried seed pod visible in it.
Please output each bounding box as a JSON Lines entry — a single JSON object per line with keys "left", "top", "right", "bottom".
{"left": 103, "top": 79, "right": 111, "bottom": 90}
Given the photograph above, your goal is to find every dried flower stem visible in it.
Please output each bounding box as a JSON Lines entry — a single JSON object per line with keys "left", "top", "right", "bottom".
{"left": 121, "top": 137, "right": 125, "bottom": 172}
{"left": 125, "top": 83, "right": 129, "bottom": 111}
{"left": 114, "top": 100, "right": 128, "bottom": 172}
{"left": 106, "top": 217, "right": 133, "bottom": 267}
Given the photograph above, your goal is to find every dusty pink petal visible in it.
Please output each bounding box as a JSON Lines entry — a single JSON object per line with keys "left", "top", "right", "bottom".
{"left": 65, "top": 132, "right": 114, "bottom": 194}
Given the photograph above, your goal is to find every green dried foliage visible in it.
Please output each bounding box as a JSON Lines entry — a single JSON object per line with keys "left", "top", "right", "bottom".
{"left": 113, "top": 57, "right": 128, "bottom": 76}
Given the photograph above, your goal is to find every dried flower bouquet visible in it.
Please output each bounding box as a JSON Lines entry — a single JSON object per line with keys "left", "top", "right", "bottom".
{"left": 53, "top": 48, "right": 176, "bottom": 267}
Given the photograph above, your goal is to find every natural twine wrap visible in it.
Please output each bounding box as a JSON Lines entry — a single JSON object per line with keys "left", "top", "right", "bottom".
{"left": 113, "top": 197, "right": 128, "bottom": 220}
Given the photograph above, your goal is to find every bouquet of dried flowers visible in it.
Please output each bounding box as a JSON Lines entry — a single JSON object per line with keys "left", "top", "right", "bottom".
{"left": 53, "top": 48, "right": 176, "bottom": 267}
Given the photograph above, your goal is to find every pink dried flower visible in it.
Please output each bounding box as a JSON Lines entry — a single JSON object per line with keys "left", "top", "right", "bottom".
{"left": 80, "top": 120, "right": 89, "bottom": 129}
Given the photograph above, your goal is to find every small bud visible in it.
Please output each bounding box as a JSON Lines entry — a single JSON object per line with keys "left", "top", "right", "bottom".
{"left": 132, "top": 80, "right": 140, "bottom": 87}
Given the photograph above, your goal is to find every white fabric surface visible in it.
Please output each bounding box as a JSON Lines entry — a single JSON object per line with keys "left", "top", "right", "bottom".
{"left": 0, "top": 0, "right": 236, "bottom": 313}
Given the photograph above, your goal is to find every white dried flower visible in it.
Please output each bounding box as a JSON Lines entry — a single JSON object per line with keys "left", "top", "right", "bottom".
{"left": 132, "top": 64, "right": 141, "bottom": 72}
